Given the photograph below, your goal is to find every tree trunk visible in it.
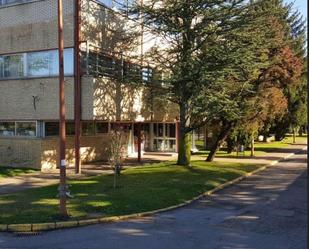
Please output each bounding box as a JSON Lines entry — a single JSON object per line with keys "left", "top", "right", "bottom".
{"left": 293, "top": 127, "right": 296, "bottom": 144}
{"left": 206, "top": 122, "right": 233, "bottom": 162}
{"left": 177, "top": 132, "right": 191, "bottom": 166}
{"left": 250, "top": 133, "right": 255, "bottom": 157}
{"left": 177, "top": 103, "right": 191, "bottom": 166}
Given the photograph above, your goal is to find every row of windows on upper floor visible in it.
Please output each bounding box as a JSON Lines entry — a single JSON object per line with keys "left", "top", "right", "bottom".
{"left": 0, "top": 48, "right": 74, "bottom": 80}
{"left": 97, "top": 0, "right": 134, "bottom": 10}
{"left": 0, "top": 0, "right": 134, "bottom": 9}
{"left": 0, "top": 48, "right": 154, "bottom": 82}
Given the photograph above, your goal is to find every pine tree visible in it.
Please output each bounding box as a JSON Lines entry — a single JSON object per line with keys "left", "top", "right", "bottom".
{"left": 131, "top": 0, "right": 258, "bottom": 165}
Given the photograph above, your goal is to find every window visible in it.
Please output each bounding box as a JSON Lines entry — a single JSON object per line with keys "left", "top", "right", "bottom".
{"left": 3, "top": 54, "right": 24, "bottom": 78}
{"left": 64, "top": 48, "right": 74, "bottom": 75}
{"left": 142, "top": 67, "right": 152, "bottom": 82}
{"left": 27, "top": 51, "right": 51, "bottom": 77}
{"left": 166, "top": 124, "right": 176, "bottom": 138}
{"left": 45, "top": 122, "right": 59, "bottom": 137}
{"left": 16, "top": 122, "right": 36, "bottom": 137}
{"left": 0, "top": 48, "right": 74, "bottom": 79}
{"left": 0, "top": 0, "right": 33, "bottom": 7}
{"left": 82, "top": 122, "right": 95, "bottom": 136}
{"left": 96, "top": 122, "right": 109, "bottom": 134}
{"left": 0, "top": 122, "right": 15, "bottom": 136}
{"left": 0, "top": 57, "right": 3, "bottom": 78}
{"left": 97, "top": 0, "right": 113, "bottom": 8}
{"left": 44, "top": 122, "right": 76, "bottom": 136}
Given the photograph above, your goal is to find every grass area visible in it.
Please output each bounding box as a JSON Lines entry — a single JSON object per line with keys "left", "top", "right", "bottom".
{"left": 194, "top": 135, "right": 307, "bottom": 157}
{"left": 0, "top": 167, "right": 37, "bottom": 179}
{"left": 254, "top": 135, "right": 307, "bottom": 152}
{"left": 0, "top": 161, "right": 261, "bottom": 224}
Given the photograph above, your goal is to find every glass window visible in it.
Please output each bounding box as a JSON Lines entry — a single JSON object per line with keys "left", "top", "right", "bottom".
{"left": 0, "top": 57, "right": 3, "bottom": 78}
{"left": 49, "top": 50, "right": 59, "bottom": 75}
{"left": 158, "top": 123, "right": 164, "bottom": 137}
{"left": 97, "top": 0, "right": 113, "bottom": 8}
{"left": 44, "top": 122, "right": 77, "bottom": 136}
{"left": 4, "top": 54, "right": 24, "bottom": 78}
{"left": 27, "top": 51, "right": 50, "bottom": 76}
{"left": 96, "top": 122, "right": 109, "bottom": 134}
{"left": 0, "top": 48, "right": 73, "bottom": 79}
{"left": 66, "top": 122, "right": 75, "bottom": 136}
{"left": 0, "top": 122, "right": 15, "bottom": 136}
{"left": 166, "top": 124, "right": 176, "bottom": 138}
{"left": 16, "top": 122, "right": 36, "bottom": 137}
{"left": 45, "top": 122, "right": 59, "bottom": 136}
{"left": 0, "top": 0, "right": 34, "bottom": 6}
{"left": 82, "top": 122, "right": 95, "bottom": 136}
{"left": 64, "top": 48, "right": 74, "bottom": 75}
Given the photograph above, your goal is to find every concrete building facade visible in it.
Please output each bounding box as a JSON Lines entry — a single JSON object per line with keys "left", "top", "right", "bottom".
{"left": 0, "top": 0, "right": 179, "bottom": 171}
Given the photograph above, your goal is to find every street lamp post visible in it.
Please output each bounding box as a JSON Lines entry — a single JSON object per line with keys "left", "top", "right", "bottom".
{"left": 58, "top": 0, "right": 68, "bottom": 218}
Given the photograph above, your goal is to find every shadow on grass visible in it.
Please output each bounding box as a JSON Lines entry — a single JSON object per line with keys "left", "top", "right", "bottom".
{"left": 0, "top": 167, "right": 37, "bottom": 179}
{"left": 0, "top": 162, "right": 259, "bottom": 225}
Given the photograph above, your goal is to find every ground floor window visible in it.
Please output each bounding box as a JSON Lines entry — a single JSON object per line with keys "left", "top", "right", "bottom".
{"left": 153, "top": 123, "right": 176, "bottom": 152}
{"left": 44, "top": 121, "right": 109, "bottom": 137}
{"left": 0, "top": 122, "right": 15, "bottom": 136}
{"left": 0, "top": 121, "right": 37, "bottom": 137}
{"left": 82, "top": 122, "right": 95, "bottom": 136}
{"left": 96, "top": 122, "right": 109, "bottom": 134}
{"left": 16, "top": 122, "right": 36, "bottom": 137}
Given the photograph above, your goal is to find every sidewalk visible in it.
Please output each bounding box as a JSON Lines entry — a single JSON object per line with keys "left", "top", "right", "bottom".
{"left": 0, "top": 143, "right": 306, "bottom": 195}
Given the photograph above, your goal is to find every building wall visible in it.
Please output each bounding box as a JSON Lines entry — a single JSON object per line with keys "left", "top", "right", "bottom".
{"left": 0, "top": 77, "right": 75, "bottom": 120}
{"left": 0, "top": 0, "right": 74, "bottom": 54}
{"left": 82, "top": 76, "right": 179, "bottom": 122}
{"left": 0, "top": 134, "right": 114, "bottom": 171}
{"left": 0, "top": 0, "right": 76, "bottom": 120}
{"left": 0, "top": 137, "right": 41, "bottom": 168}
{"left": 40, "top": 135, "right": 113, "bottom": 171}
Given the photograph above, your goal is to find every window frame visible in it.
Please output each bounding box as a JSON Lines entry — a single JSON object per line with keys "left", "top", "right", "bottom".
{"left": 0, "top": 121, "right": 37, "bottom": 138}
{"left": 0, "top": 48, "right": 74, "bottom": 80}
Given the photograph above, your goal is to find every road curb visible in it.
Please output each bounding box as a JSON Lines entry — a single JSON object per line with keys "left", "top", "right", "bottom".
{"left": 1, "top": 147, "right": 306, "bottom": 233}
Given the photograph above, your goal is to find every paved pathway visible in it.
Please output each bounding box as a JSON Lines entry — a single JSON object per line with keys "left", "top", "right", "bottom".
{"left": 0, "top": 149, "right": 307, "bottom": 249}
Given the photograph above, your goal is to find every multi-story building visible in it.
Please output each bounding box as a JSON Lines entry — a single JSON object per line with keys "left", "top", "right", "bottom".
{"left": 0, "top": 0, "right": 179, "bottom": 171}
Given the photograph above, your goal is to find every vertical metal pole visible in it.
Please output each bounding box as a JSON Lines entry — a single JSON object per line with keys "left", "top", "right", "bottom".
{"left": 140, "top": 0, "right": 144, "bottom": 68}
{"left": 74, "top": 0, "right": 81, "bottom": 174}
{"left": 137, "top": 122, "right": 142, "bottom": 163}
{"left": 58, "top": 0, "right": 68, "bottom": 218}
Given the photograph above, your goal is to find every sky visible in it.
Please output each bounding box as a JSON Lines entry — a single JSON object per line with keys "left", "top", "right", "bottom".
{"left": 284, "top": 0, "right": 307, "bottom": 20}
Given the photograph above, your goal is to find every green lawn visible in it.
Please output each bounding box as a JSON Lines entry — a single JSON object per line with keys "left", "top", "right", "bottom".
{"left": 194, "top": 135, "right": 307, "bottom": 157}
{"left": 0, "top": 161, "right": 260, "bottom": 224}
{"left": 0, "top": 167, "right": 37, "bottom": 179}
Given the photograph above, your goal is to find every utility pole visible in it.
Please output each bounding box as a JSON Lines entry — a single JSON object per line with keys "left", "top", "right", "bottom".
{"left": 58, "top": 0, "right": 68, "bottom": 218}
{"left": 74, "top": 0, "right": 81, "bottom": 174}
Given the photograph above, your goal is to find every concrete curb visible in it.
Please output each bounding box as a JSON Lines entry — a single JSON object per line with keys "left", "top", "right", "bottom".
{"left": 1, "top": 147, "right": 306, "bottom": 233}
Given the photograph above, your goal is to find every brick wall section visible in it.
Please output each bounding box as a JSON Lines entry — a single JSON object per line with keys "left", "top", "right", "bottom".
{"left": 0, "top": 137, "right": 41, "bottom": 168}
{"left": 0, "top": 77, "right": 75, "bottom": 120}
{"left": 0, "top": 134, "right": 114, "bottom": 171}
{"left": 40, "top": 135, "right": 112, "bottom": 171}
{"left": 0, "top": 0, "right": 74, "bottom": 54}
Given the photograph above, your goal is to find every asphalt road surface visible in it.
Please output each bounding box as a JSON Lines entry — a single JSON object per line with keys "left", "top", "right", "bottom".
{"left": 0, "top": 150, "right": 307, "bottom": 249}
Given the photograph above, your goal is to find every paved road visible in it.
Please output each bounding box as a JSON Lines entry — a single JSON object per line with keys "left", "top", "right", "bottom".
{"left": 0, "top": 150, "right": 307, "bottom": 249}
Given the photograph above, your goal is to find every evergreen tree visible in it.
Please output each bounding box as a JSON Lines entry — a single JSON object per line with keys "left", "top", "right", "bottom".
{"left": 131, "top": 0, "right": 258, "bottom": 165}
